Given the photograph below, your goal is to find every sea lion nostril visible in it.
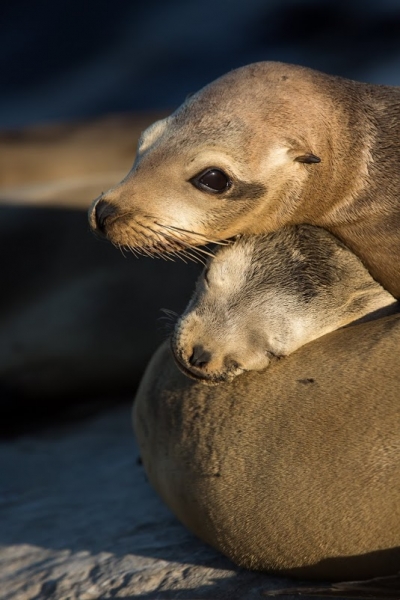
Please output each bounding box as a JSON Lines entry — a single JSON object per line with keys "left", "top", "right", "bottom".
{"left": 225, "top": 358, "right": 240, "bottom": 370}
{"left": 189, "top": 345, "right": 212, "bottom": 369}
{"left": 95, "top": 200, "right": 117, "bottom": 233}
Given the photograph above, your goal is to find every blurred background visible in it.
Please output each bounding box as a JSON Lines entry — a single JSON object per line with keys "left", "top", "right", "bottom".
{"left": 2, "top": 0, "right": 400, "bottom": 434}
{"left": 3, "top": 0, "right": 400, "bottom": 128}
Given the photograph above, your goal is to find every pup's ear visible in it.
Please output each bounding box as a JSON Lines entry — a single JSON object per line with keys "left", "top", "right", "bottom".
{"left": 294, "top": 153, "right": 321, "bottom": 164}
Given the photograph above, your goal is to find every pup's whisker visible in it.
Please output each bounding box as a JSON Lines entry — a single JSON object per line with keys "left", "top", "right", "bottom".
{"left": 160, "top": 308, "right": 179, "bottom": 323}
{"left": 159, "top": 223, "right": 230, "bottom": 246}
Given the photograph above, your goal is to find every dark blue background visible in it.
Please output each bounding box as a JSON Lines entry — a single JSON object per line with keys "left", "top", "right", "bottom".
{"left": 2, "top": 0, "right": 400, "bottom": 128}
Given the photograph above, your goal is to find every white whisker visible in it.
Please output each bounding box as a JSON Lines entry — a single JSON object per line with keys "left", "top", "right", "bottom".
{"left": 158, "top": 223, "right": 230, "bottom": 246}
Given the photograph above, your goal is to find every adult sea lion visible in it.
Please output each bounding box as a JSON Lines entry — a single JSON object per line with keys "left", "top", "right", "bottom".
{"left": 134, "top": 329, "right": 400, "bottom": 581}
{"left": 171, "top": 225, "right": 395, "bottom": 384}
{"left": 88, "top": 61, "right": 400, "bottom": 297}
{"left": 133, "top": 226, "right": 400, "bottom": 581}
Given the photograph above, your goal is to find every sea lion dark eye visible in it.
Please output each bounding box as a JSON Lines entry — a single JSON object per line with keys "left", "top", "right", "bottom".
{"left": 190, "top": 168, "right": 231, "bottom": 194}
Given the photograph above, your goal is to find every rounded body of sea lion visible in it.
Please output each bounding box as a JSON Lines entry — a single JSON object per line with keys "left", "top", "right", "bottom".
{"left": 89, "top": 62, "right": 400, "bottom": 297}
{"left": 134, "top": 316, "right": 400, "bottom": 582}
{"left": 134, "top": 224, "right": 399, "bottom": 581}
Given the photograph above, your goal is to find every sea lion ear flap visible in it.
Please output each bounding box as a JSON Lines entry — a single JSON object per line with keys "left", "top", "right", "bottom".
{"left": 294, "top": 153, "right": 321, "bottom": 164}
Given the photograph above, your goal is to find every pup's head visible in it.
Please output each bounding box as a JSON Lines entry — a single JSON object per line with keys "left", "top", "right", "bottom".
{"left": 171, "top": 225, "right": 392, "bottom": 384}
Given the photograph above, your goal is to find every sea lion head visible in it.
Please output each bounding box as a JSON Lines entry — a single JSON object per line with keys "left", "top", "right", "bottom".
{"left": 171, "top": 225, "right": 394, "bottom": 384}
{"left": 88, "top": 63, "right": 334, "bottom": 257}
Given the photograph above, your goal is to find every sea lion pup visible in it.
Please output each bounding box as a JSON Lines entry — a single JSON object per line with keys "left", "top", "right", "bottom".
{"left": 89, "top": 61, "right": 400, "bottom": 297}
{"left": 134, "top": 226, "right": 400, "bottom": 582}
{"left": 171, "top": 225, "right": 395, "bottom": 385}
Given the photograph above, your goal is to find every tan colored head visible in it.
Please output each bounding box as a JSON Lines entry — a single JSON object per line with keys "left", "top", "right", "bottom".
{"left": 88, "top": 62, "right": 361, "bottom": 256}
{"left": 171, "top": 225, "right": 394, "bottom": 384}
{"left": 88, "top": 62, "right": 400, "bottom": 297}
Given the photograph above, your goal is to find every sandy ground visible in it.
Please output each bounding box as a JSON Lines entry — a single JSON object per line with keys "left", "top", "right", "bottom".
{"left": 0, "top": 404, "right": 311, "bottom": 600}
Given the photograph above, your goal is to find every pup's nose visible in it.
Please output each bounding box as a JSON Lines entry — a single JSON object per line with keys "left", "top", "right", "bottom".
{"left": 189, "top": 345, "right": 212, "bottom": 369}
{"left": 92, "top": 199, "right": 117, "bottom": 233}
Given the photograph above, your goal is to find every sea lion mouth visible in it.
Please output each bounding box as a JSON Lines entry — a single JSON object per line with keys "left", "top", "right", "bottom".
{"left": 170, "top": 343, "right": 244, "bottom": 386}
{"left": 175, "top": 360, "right": 235, "bottom": 386}
{"left": 104, "top": 216, "right": 230, "bottom": 263}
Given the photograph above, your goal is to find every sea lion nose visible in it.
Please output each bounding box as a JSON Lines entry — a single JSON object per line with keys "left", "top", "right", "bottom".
{"left": 93, "top": 199, "right": 117, "bottom": 233}
{"left": 189, "top": 345, "right": 212, "bottom": 369}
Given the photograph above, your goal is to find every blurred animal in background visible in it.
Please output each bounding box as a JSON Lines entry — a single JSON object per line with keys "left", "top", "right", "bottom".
{"left": 0, "top": 115, "right": 198, "bottom": 433}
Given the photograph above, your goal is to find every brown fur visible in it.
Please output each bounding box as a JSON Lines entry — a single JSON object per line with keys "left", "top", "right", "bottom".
{"left": 134, "top": 224, "right": 400, "bottom": 580}
{"left": 88, "top": 62, "right": 400, "bottom": 297}
{"left": 134, "top": 315, "right": 400, "bottom": 582}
